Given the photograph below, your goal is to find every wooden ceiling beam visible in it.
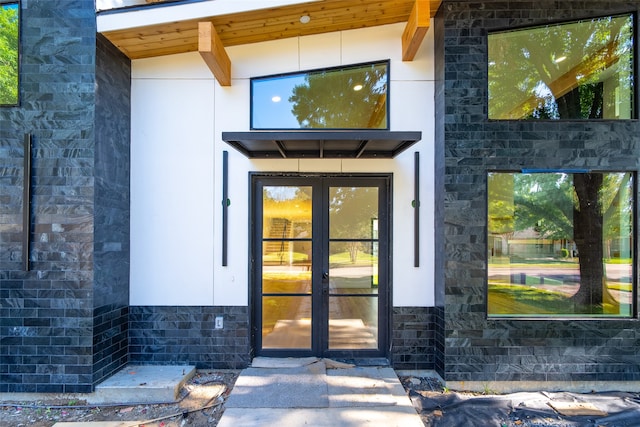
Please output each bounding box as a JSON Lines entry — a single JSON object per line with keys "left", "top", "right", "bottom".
{"left": 401, "top": 0, "right": 430, "bottom": 61}
{"left": 198, "top": 21, "right": 231, "bottom": 86}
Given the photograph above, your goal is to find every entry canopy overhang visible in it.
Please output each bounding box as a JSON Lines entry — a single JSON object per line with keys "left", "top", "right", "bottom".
{"left": 221, "top": 131, "right": 422, "bottom": 159}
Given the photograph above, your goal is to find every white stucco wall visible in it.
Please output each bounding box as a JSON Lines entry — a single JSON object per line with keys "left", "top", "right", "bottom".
{"left": 130, "top": 22, "right": 436, "bottom": 307}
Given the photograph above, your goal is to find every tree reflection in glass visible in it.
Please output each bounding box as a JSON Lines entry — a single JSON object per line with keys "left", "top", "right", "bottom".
{"left": 0, "top": 2, "right": 19, "bottom": 106}
{"left": 488, "top": 14, "right": 634, "bottom": 120}
{"left": 251, "top": 61, "right": 388, "bottom": 129}
{"left": 488, "top": 172, "right": 634, "bottom": 317}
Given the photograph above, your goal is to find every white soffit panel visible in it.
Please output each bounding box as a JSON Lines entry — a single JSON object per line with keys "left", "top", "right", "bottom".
{"left": 299, "top": 32, "right": 341, "bottom": 70}
{"left": 132, "top": 52, "right": 212, "bottom": 79}
{"left": 98, "top": 0, "right": 320, "bottom": 32}
{"left": 228, "top": 38, "right": 300, "bottom": 78}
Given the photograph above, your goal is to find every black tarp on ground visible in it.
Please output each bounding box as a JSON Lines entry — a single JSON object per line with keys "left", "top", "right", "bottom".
{"left": 402, "top": 377, "right": 640, "bottom": 427}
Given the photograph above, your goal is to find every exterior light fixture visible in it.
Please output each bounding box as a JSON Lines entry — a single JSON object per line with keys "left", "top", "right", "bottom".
{"left": 272, "top": 95, "right": 281, "bottom": 102}
{"left": 353, "top": 84, "right": 363, "bottom": 91}
{"left": 300, "top": 15, "right": 310, "bottom": 24}
{"left": 554, "top": 55, "right": 567, "bottom": 63}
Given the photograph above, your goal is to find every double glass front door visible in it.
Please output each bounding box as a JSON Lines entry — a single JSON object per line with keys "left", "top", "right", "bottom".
{"left": 253, "top": 175, "right": 389, "bottom": 358}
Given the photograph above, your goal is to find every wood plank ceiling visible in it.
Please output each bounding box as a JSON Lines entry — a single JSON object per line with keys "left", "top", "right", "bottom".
{"left": 101, "top": 0, "right": 442, "bottom": 84}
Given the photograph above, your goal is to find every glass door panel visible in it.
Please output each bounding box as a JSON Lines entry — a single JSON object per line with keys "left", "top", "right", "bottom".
{"left": 327, "top": 186, "right": 379, "bottom": 350}
{"left": 262, "top": 296, "right": 312, "bottom": 349}
{"left": 328, "top": 241, "right": 378, "bottom": 294}
{"left": 261, "top": 185, "right": 313, "bottom": 349}
{"left": 261, "top": 243, "right": 311, "bottom": 294}
{"left": 328, "top": 296, "right": 378, "bottom": 349}
{"left": 329, "top": 187, "right": 379, "bottom": 239}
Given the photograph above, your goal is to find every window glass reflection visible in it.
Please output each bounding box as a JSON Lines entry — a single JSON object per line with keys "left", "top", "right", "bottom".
{"left": 261, "top": 186, "right": 313, "bottom": 290}
{"left": 488, "top": 14, "right": 634, "bottom": 120}
{"left": 252, "top": 61, "right": 389, "bottom": 129}
{"left": 488, "top": 172, "right": 634, "bottom": 317}
{"left": 262, "top": 296, "right": 312, "bottom": 349}
{"left": 328, "top": 296, "right": 378, "bottom": 349}
{"left": 329, "top": 187, "right": 378, "bottom": 239}
{"left": 329, "top": 241, "right": 378, "bottom": 294}
{"left": 0, "top": 2, "right": 19, "bottom": 106}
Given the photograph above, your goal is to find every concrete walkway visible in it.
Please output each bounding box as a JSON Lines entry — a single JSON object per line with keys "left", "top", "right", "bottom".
{"left": 218, "top": 357, "right": 423, "bottom": 427}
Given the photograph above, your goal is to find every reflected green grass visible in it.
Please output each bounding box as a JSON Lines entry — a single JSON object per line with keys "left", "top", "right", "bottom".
{"left": 329, "top": 251, "right": 377, "bottom": 265}
{"left": 489, "top": 284, "right": 567, "bottom": 315}
{"left": 488, "top": 283, "right": 631, "bottom": 316}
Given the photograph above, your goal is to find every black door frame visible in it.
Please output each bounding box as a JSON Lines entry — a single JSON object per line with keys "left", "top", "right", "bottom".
{"left": 249, "top": 172, "right": 393, "bottom": 361}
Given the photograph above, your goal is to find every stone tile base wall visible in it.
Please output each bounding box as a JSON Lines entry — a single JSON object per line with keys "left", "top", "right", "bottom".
{"left": 433, "top": 306, "right": 445, "bottom": 378}
{"left": 391, "top": 307, "right": 437, "bottom": 370}
{"left": 93, "top": 305, "right": 129, "bottom": 386}
{"left": 129, "top": 306, "right": 251, "bottom": 369}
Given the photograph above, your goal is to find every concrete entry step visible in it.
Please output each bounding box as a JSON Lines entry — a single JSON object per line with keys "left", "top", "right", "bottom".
{"left": 219, "top": 357, "right": 424, "bottom": 427}
{"left": 91, "top": 365, "right": 196, "bottom": 405}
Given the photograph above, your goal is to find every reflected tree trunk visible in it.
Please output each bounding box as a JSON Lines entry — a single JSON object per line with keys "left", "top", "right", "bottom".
{"left": 557, "top": 87, "right": 581, "bottom": 119}
{"left": 571, "top": 173, "right": 615, "bottom": 311}
{"left": 348, "top": 241, "right": 359, "bottom": 263}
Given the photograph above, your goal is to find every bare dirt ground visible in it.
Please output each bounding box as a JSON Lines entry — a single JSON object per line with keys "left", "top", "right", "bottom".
{"left": 3, "top": 372, "right": 640, "bottom": 427}
{"left": 0, "top": 371, "right": 238, "bottom": 427}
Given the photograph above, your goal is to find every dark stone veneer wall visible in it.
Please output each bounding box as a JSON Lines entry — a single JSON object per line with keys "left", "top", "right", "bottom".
{"left": 435, "top": 0, "right": 640, "bottom": 384}
{"left": 392, "top": 307, "right": 439, "bottom": 370}
{"left": 0, "top": 1, "right": 130, "bottom": 392}
{"left": 127, "top": 306, "right": 437, "bottom": 371}
{"left": 93, "top": 33, "right": 131, "bottom": 387}
{"left": 128, "top": 307, "right": 251, "bottom": 369}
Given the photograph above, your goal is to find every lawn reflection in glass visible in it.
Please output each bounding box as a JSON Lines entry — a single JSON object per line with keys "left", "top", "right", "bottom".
{"left": 488, "top": 172, "right": 634, "bottom": 318}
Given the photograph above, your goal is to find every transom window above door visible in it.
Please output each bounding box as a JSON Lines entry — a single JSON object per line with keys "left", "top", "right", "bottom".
{"left": 251, "top": 60, "right": 390, "bottom": 130}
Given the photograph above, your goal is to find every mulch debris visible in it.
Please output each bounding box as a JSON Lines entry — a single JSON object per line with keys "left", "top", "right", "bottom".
{"left": 0, "top": 371, "right": 238, "bottom": 427}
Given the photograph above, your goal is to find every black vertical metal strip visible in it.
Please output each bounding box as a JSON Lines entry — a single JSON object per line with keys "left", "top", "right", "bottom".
{"left": 23, "top": 133, "right": 32, "bottom": 271}
{"left": 414, "top": 151, "right": 420, "bottom": 267}
{"left": 222, "top": 150, "right": 229, "bottom": 266}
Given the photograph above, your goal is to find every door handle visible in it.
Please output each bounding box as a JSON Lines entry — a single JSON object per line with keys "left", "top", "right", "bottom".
{"left": 322, "top": 272, "right": 330, "bottom": 295}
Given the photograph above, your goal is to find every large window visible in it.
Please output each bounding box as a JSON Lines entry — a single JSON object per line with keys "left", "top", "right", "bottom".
{"left": 488, "top": 171, "right": 634, "bottom": 318}
{"left": 251, "top": 61, "right": 389, "bottom": 130}
{"left": 488, "top": 14, "right": 634, "bottom": 120}
{"left": 0, "top": 1, "right": 18, "bottom": 106}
